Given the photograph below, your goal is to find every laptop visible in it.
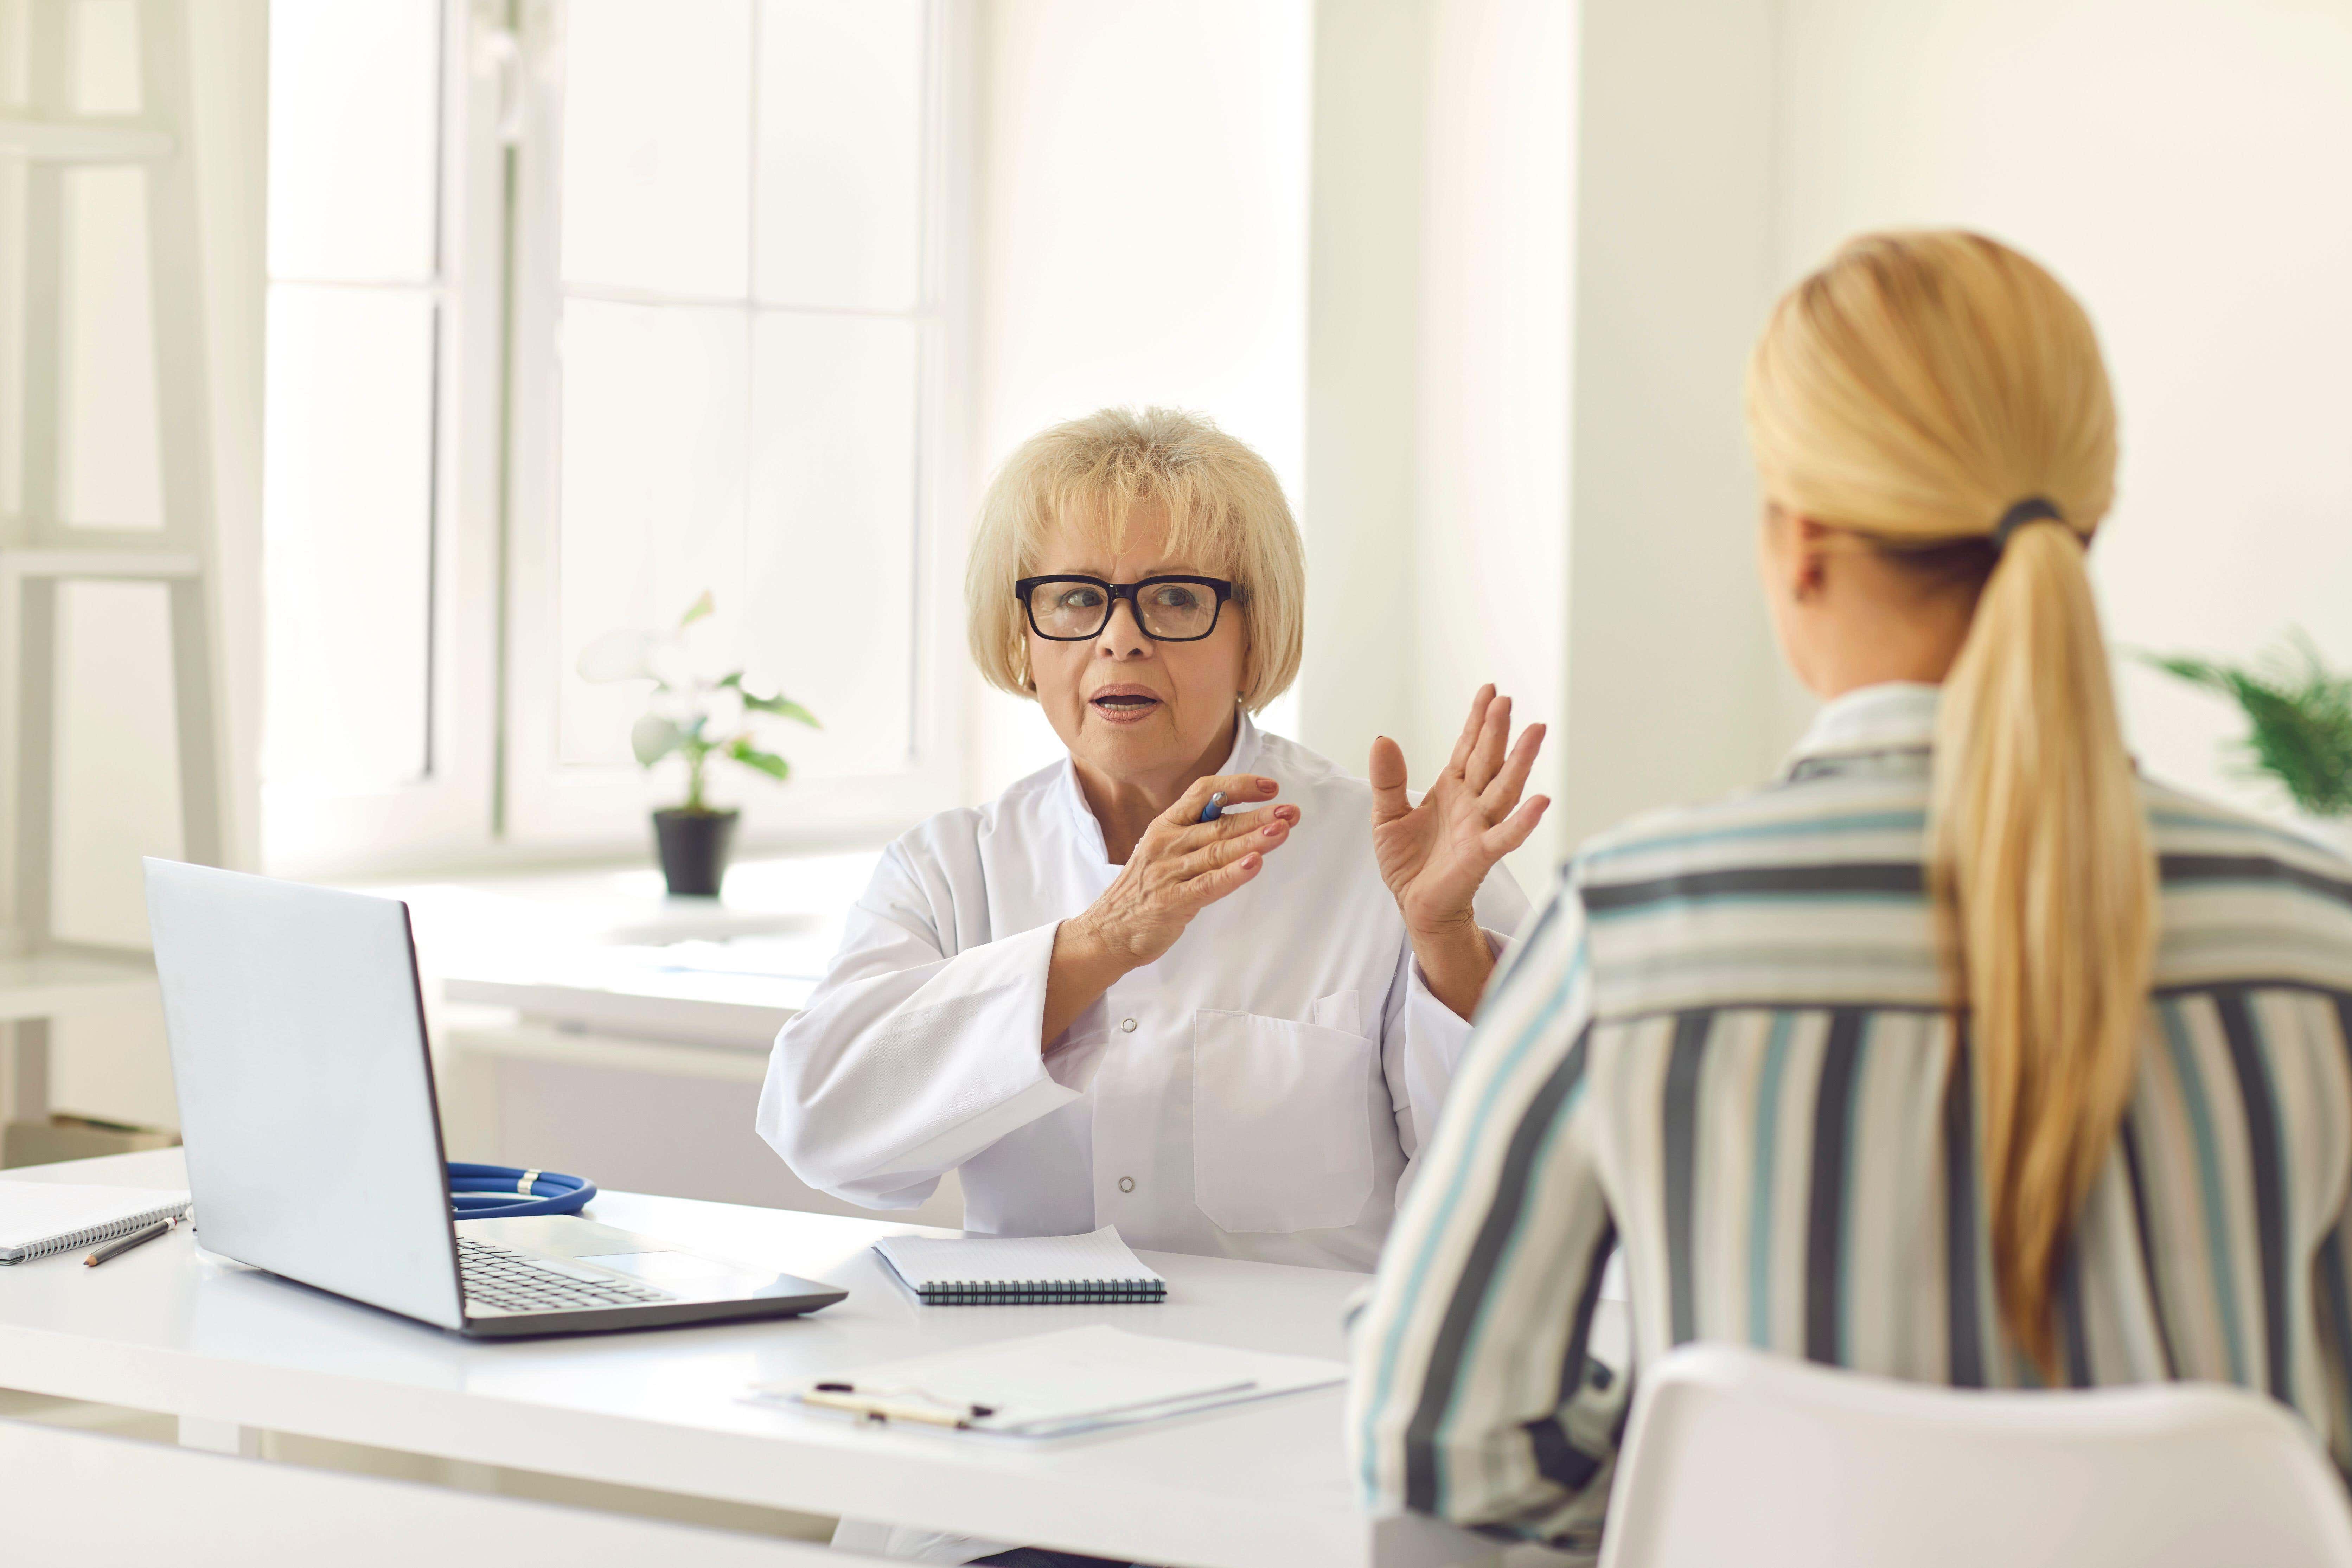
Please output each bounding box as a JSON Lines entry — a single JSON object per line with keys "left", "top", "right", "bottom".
{"left": 142, "top": 859, "right": 846, "bottom": 1337}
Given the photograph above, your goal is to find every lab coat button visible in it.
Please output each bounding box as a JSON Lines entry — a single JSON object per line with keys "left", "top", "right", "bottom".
{"left": 1120, "top": 1017, "right": 1137, "bottom": 1032}
{"left": 1118, "top": 1176, "right": 1135, "bottom": 1193}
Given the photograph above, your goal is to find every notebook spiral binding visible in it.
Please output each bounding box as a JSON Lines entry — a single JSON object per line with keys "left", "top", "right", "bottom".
{"left": 14, "top": 1205, "right": 187, "bottom": 1262}
{"left": 918, "top": 1278, "right": 1167, "bottom": 1305}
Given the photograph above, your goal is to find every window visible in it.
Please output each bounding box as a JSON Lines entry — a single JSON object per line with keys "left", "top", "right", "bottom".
{"left": 260, "top": 0, "right": 967, "bottom": 876}
{"left": 261, "top": 0, "right": 484, "bottom": 872}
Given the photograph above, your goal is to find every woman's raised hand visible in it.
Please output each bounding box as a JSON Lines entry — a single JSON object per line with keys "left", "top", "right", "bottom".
{"left": 1370, "top": 686, "right": 1549, "bottom": 939}
{"left": 1069, "top": 774, "right": 1300, "bottom": 970}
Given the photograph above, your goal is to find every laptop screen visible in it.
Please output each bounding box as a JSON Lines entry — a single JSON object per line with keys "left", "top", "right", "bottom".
{"left": 145, "top": 860, "right": 465, "bottom": 1329}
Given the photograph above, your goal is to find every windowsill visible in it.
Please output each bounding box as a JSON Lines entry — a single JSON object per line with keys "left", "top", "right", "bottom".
{"left": 347, "top": 847, "right": 882, "bottom": 1050}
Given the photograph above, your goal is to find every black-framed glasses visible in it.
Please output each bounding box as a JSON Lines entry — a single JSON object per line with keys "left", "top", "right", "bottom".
{"left": 1014, "top": 574, "right": 1237, "bottom": 642}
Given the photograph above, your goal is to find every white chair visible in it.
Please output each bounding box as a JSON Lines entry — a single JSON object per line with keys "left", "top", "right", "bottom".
{"left": 1599, "top": 1343, "right": 2352, "bottom": 1568}
{"left": 0, "top": 1415, "right": 859, "bottom": 1566}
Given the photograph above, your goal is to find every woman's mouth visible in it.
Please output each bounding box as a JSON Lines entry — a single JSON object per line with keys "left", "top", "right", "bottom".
{"left": 1088, "top": 688, "right": 1163, "bottom": 723}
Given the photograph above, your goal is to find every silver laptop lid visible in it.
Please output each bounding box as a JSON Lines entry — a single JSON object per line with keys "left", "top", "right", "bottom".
{"left": 144, "top": 859, "right": 464, "bottom": 1329}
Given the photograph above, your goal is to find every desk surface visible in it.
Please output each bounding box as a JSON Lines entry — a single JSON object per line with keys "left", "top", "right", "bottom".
{"left": 0, "top": 1151, "right": 1496, "bottom": 1568}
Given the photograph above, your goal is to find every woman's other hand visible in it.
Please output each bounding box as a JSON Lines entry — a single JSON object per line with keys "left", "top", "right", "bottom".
{"left": 1370, "top": 686, "right": 1549, "bottom": 1018}
{"left": 1043, "top": 774, "right": 1300, "bottom": 1048}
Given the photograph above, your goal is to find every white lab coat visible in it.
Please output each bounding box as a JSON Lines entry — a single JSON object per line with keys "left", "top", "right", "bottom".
{"left": 758, "top": 713, "right": 1528, "bottom": 1272}
{"left": 766, "top": 715, "right": 1526, "bottom": 1564}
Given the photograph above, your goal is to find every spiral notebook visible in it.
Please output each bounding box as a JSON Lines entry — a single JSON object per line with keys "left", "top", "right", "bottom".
{"left": 0, "top": 1184, "right": 190, "bottom": 1263}
{"left": 874, "top": 1225, "right": 1167, "bottom": 1305}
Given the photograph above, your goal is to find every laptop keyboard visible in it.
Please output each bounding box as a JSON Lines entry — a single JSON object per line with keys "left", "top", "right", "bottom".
{"left": 458, "top": 1237, "right": 675, "bottom": 1314}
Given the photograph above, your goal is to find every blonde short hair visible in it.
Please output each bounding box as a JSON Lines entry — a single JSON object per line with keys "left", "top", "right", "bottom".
{"left": 965, "top": 407, "right": 1304, "bottom": 711}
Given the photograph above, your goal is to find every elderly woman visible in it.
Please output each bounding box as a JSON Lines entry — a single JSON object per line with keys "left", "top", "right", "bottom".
{"left": 765, "top": 407, "right": 1542, "bottom": 1565}
{"left": 757, "top": 409, "right": 1543, "bottom": 1288}
{"left": 760, "top": 406, "right": 1544, "bottom": 1281}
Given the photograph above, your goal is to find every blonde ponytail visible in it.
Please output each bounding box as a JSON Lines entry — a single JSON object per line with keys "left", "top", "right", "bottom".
{"left": 1935, "top": 518, "right": 2155, "bottom": 1373}
{"left": 1746, "top": 232, "right": 2158, "bottom": 1375}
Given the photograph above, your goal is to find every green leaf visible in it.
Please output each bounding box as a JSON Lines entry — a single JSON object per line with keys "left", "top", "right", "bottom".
{"left": 630, "top": 714, "right": 684, "bottom": 768}
{"left": 728, "top": 738, "right": 791, "bottom": 782}
{"left": 742, "top": 690, "right": 821, "bottom": 728}
{"left": 2142, "top": 633, "right": 2352, "bottom": 816}
{"left": 678, "top": 590, "right": 716, "bottom": 629}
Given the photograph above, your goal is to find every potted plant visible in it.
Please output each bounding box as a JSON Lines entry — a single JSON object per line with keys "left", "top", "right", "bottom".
{"left": 2145, "top": 630, "right": 2352, "bottom": 848}
{"left": 578, "top": 592, "right": 819, "bottom": 897}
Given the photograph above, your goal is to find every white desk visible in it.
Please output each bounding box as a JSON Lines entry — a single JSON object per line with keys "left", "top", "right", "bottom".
{"left": 0, "top": 1150, "right": 1509, "bottom": 1568}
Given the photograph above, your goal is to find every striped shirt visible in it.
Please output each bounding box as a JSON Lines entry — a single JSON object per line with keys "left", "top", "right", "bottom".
{"left": 1347, "top": 682, "right": 2352, "bottom": 1555}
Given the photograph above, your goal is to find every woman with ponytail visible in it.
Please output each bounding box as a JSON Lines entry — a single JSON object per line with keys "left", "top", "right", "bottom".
{"left": 1349, "top": 231, "right": 2352, "bottom": 1553}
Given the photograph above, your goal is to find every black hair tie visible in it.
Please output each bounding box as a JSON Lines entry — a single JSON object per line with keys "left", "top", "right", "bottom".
{"left": 1990, "top": 497, "right": 2065, "bottom": 553}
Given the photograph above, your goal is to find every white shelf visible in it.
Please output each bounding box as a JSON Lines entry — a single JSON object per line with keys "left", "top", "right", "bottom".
{"left": 0, "top": 118, "right": 176, "bottom": 162}
{"left": 440, "top": 979, "right": 796, "bottom": 1050}
{"left": 0, "top": 546, "right": 203, "bottom": 581}
{"left": 366, "top": 849, "right": 878, "bottom": 1049}
{"left": 0, "top": 950, "right": 155, "bottom": 1025}
{"left": 440, "top": 1017, "right": 773, "bottom": 1083}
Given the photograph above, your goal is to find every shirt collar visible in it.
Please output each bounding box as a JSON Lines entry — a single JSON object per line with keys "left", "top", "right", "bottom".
{"left": 1787, "top": 681, "right": 1941, "bottom": 767}
{"left": 1054, "top": 708, "right": 1263, "bottom": 857}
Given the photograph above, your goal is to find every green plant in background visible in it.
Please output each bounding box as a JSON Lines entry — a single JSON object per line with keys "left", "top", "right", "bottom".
{"left": 2144, "top": 630, "right": 2352, "bottom": 817}
{"left": 577, "top": 591, "right": 819, "bottom": 812}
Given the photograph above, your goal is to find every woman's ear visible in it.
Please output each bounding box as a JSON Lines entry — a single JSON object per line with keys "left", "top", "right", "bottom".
{"left": 1790, "top": 515, "right": 1834, "bottom": 603}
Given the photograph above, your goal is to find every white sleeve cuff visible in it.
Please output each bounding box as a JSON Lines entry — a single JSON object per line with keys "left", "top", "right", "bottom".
{"left": 871, "top": 1073, "right": 1083, "bottom": 1178}
{"left": 1391, "top": 927, "right": 1512, "bottom": 1158}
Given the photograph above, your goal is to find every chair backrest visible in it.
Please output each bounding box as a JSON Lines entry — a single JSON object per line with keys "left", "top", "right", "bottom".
{"left": 0, "top": 1416, "right": 850, "bottom": 1566}
{"left": 1600, "top": 1343, "right": 2352, "bottom": 1568}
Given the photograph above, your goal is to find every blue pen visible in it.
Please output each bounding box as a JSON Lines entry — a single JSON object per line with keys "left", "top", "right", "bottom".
{"left": 1198, "top": 791, "right": 1227, "bottom": 823}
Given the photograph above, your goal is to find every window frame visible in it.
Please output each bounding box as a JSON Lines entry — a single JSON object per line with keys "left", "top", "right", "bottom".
{"left": 498, "top": 0, "right": 972, "bottom": 857}
{"left": 261, "top": 0, "right": 974, "bottom": 877}
{"left": 259, "top": 0, "right": 506, "bottom": 879}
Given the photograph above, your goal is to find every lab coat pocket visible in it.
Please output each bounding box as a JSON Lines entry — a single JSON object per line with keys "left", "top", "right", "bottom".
{"left": 1191, "top": 1007, "right": 1375, "bottom": 1233}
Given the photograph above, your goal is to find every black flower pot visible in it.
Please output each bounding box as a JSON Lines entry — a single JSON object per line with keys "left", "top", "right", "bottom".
{"left": 652, "top": 808, "right": 739, "bottom": 898}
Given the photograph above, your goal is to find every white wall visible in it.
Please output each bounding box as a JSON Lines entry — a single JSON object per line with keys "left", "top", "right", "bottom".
{"left": 1408, "top": 0, "right": 1574, "bottom": 878}
{"left": 1314, "top": 0, "right": 1784, "bottom": 885}
{"left": 1521, "top": 0, "right": 2352, "bottom": 855}
{"left": 1296, "top": 0, "right": 1424, "bottom": 782}
{"left": 1555, "top": 0, "right": 1787, "bottom": 852}
{"left": 968, "top": 0, "right": 1312, "bottom": 798}
{"left": 1301, "top": 0, "right": 1574, "bottom": 890}
{"left": 1775, "top": 0, "right": 2352, "bottom": 817}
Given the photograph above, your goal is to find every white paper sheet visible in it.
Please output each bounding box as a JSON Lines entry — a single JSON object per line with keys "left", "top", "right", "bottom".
{"left": 752, "top": 1324, "right": 1347, "bottom": 1437}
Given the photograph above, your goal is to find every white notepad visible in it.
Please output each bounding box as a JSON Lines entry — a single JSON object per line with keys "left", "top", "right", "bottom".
{"left": 756, "top": 1325, "right": 1346, "bottom": 1437}
{"left": 873, "top": 1225, "right": 1167, "bottom": 1305}
{"left": 0, "top": 1184, "right": 190, "bottom": 1263}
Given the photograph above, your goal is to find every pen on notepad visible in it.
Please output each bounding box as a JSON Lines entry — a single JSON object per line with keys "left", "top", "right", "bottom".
{"left": 85, "top": 1216, "right": 175, "bottom": 1268}
{"left": 805, "top": 1381, "right": 996, "bottom": 1428}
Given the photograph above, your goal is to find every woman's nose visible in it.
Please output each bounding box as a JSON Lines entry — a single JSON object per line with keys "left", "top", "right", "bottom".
{"left": 1094, "top": 599, "right": 1152, "bottom": 656}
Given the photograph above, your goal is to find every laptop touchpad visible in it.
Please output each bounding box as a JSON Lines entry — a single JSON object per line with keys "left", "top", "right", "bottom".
{"left": 582, "top": 1250, "right": 761, "bottom": 1287}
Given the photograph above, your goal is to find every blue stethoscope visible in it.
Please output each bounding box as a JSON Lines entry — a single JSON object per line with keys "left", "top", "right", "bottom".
{"left": 446, "top": 1162, "right": 598, "bottom": 1220}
